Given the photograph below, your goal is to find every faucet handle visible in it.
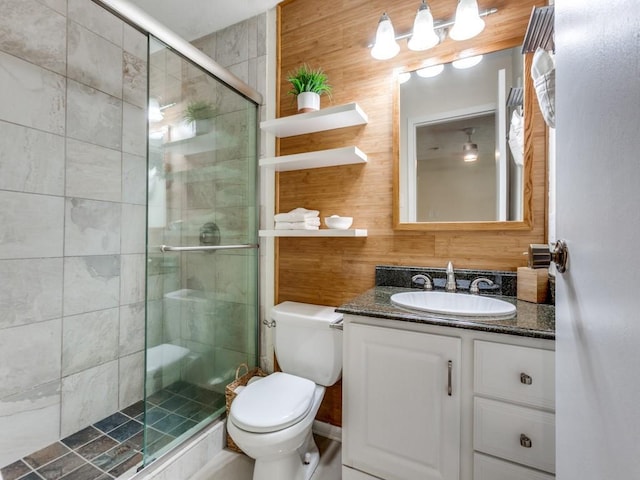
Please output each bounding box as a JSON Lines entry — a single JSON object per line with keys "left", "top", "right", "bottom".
{"left": 411, "top": 274, "right": 433, "bottom": 290}
{"left": 470, "top": 277, "right": 495, "bottom": 294}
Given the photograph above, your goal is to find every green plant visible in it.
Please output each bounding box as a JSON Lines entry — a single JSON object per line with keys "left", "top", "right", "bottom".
{"left": 183, "top": 100, "right": 216, "bottom": 123}
{"left": 286, "top": 64, "right": 332, "bottom": 97}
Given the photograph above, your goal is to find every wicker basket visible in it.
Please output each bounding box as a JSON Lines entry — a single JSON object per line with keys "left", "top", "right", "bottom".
{"left": 225, "top": 363, "right": 267, "bottom": 453}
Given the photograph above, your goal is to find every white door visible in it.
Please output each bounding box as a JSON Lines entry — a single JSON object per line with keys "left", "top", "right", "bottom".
{"left": 555, "top": 1, "right": 640, "bottom": 478}
{"left": 343, "top": 322, "right": 461, "bottom": 480}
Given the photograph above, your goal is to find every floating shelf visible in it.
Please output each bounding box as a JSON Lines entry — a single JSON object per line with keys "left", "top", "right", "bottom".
{"left": 259, "top": 229, "right": 368, "bottom": 238}
{"left": 260, "top": 103, "right": 368, "bottom": 138}
{"left": 260, "top": 146, "right": 367, "bottom": 172}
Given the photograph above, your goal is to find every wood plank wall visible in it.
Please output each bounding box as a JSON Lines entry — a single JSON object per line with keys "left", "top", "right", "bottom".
{"left": 276, "top": 0, "right": 547, "bottom": 426}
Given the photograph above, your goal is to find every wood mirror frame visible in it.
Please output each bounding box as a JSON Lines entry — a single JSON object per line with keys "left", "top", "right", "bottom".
{"left": 393, "top": 38, "right": 546, "bottom": 232}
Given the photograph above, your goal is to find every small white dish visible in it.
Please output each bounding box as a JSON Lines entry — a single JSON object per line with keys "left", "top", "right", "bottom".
{"left": 324, "top": 215, "right": 353, "bottom": 230}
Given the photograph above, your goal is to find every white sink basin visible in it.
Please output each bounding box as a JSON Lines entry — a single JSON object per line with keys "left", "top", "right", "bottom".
{"left": 390, "top": 291, "right": 516, "bottom": 319}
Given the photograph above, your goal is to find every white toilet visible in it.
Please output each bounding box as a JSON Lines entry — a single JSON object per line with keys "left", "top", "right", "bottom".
{"left": 226, "top": 301, "right": 343, "bottom": 480}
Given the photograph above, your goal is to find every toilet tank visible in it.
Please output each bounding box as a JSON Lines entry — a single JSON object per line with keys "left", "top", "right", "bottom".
{"left": 272, "top": 301, "right": 343, "bottom": 386}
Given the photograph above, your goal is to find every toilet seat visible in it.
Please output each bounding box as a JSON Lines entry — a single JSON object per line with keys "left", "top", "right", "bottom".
{"left": 230, "top": 372, "right": 316, "bottom": 433}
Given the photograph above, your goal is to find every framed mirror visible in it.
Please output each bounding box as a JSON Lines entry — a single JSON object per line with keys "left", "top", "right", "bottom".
{"left": 393, "top": 44, "right": 537, "bottom": 231}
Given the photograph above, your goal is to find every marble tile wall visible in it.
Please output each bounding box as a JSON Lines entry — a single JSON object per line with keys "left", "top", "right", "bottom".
{"left": 0, "top": 0, "right": 149, "bottom": 465}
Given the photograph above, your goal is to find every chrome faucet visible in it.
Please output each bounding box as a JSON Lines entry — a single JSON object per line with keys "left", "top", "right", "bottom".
{"left": 470, "top": 277, "right": 495, "bottom": 294}
{"left": 411, "top": 274, "right": 433, "bottom": 290}
{"left": 445, "top": 261, "right": 456, "bottom": 292}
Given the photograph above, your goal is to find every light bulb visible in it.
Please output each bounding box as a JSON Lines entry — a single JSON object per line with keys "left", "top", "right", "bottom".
{"left": 463, "top": 142, "right": 479, "bottom": 162}
{"left": 398, "top": 72, "right": 411, "bottom": 84}
{"left": 449, "top": 0, "right": 485, "bottom": 41}
{"left": 452, "top": 54, "right": 483, "bottom": 69}
{"left": 416, "top": 64, "right": 444, "bottom": 78}
{"left": 371, "top": 13, "right": 400, "bottom": 60}
{"left": 408, "top": 1, "right": 440, "bottom": 51}
{"left": 148, "top": 98, "right": 164, "bottom": 122}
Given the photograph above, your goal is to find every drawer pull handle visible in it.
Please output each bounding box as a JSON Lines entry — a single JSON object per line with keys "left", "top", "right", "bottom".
{"left": 447, "top": 360, "right": 452, "bottom": 396}
{"left": 520, "top": 373, "right": 533, "bottom": 385}
{"left": 520, "top": 434, "right": 532, "bottom": 448}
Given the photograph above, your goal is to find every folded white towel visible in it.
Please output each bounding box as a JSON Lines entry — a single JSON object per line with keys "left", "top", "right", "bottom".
{"left": 275, "top": 222, "right": 319, "bottom": 230}
{"left": 274, "top": 207, "right": 319, "bottom": 223}
{"left": 508, "top": 109, "right": 524, "bottom": 166}
{"left": 531, "top": 47, "right": 556, "bottom": 129}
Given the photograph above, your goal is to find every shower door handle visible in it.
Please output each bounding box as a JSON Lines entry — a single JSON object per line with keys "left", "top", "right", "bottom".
{"left": 160, "top": 244, "right": 258, "bottom": 252}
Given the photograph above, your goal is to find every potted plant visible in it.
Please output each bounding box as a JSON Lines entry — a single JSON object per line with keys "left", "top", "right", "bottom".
{"left": 286, "top": 64, "right": 332, "bottom": 113}
{"left": 183, "top": 100, "right": 216, "bottom": 135}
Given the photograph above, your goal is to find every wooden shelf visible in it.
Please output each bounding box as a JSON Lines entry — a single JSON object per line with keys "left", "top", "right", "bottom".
{"left": 259, "top": 229, "right": 368, "bottom": 238}
{"left": 260, "top": 102, "right": 368, "bottom": 138}
{"left": 260, "top": 146, "right": 367, "bottom": 171}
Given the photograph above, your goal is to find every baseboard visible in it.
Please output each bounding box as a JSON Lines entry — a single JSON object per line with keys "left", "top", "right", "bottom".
{"left": 312, "top": 420, "right": 342, "bottom": 442}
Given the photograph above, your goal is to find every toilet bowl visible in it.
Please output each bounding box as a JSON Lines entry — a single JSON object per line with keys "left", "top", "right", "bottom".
{"left": 226, "top": 302, "right": 343, "bottom": 480}
{"left": 227, "top": 372, "right": 325, "bottom": 480}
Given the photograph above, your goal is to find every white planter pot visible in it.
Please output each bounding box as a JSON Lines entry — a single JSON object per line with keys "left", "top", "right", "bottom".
{"left": 297, "top": 92, "right": 320, "bottom": 113}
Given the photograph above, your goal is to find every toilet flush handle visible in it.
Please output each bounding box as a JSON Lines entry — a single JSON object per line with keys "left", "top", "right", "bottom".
{"left": 262, "top": 319, "right": 276, "bottom": 328}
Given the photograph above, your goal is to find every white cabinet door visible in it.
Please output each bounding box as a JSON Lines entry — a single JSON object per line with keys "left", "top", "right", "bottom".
{"left": 343, "top": 322, "right": 461, "bottom": 480}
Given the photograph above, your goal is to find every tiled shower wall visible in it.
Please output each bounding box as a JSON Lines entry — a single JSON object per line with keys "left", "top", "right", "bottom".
{"left": 0, "top": 0, "right": 148, "bottom": 466}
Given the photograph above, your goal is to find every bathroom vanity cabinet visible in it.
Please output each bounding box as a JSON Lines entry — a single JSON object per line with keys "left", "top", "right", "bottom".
{"left": 342, "top": 314, "right": 555, "bottom": 480}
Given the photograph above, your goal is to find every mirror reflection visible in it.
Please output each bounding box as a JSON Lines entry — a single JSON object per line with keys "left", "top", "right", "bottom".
{"left": 398, "top": 46, "right": 524, "bottom": 223}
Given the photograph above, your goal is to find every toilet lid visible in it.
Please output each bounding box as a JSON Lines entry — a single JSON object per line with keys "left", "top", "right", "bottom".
{"left": 230, "top": 372, "right": 316, "bottom": 433}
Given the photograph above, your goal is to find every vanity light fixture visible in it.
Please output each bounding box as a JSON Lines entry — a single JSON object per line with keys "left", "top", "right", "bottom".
{"left": 371, "top": 12, "right": 401, "bottom": 60}
{"left": 416, "top": 63, "right": 445, "bottom": 77}
{"left": 462, "top": 127, "right": 479, "bottom": 162}
{"left": 452, "top": 54, "right": 483, "bottom": 69}
{"left": 407, "top": 0, "right": 440, "bottom": 52}
{"left": 449, "top": 0, "right": 486, "bottom": 41}
{"left": 370, "top": 1, "right": 496, "bottom": 60}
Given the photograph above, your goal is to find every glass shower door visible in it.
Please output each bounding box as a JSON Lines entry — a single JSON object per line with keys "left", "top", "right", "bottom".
{"left": 144, "top": 36, "right": 258, "bottom": 464}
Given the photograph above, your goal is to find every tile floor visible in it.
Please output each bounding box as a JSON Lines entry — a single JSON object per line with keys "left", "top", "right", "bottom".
{"left": 0, "top": 382, "right": 225, "bottom": 480}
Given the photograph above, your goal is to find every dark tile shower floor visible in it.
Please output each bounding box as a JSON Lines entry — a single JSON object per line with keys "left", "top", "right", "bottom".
{"left": 1, "top": 382, "right": 226, "bottom": 480}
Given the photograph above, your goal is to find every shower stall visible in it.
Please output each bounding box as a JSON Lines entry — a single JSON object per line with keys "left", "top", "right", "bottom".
{"left": 0, "top": 0, "right": 261, "bottom": 476}
{"left": 143, "top": 35, "right": 259, "bottom": 464}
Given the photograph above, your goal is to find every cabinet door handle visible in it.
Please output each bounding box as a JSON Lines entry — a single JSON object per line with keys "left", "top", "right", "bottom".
{"left": 447, "top": 360, "right": 452, "bottom": 396}
{"left": 520, "top": 373, "right": 533, "bottom": 385}
{"left": 520, "top": 434, "right": 532, "bottom": 448}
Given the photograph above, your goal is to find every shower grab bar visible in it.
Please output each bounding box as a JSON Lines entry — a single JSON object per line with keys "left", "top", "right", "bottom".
{"left": 159, "top": 244, "right": 258, "bottom": 253}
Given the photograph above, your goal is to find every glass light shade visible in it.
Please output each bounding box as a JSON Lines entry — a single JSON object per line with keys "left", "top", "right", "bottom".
{"left": 463, "top": 141, "right": 479, "bottom": 162}
{"left": 452, "top": 54, "right": 483, "bottom": 69}
{"left": 148, "top": 98, "right": 164, "bottom": 122}
{"left": 449, "top": 0, "right": 485, "bottom": 41}
{"left": 407, "top": 2, "right": 440, "bottom": 51}
{"left": 398, "top": 72, "right": 411, "bottom": 84}
{"left": 416, "top": 64, "right": 445, "bottom": 78}
{"left": 371, "top": 13, "right": 400, "bottom": 60}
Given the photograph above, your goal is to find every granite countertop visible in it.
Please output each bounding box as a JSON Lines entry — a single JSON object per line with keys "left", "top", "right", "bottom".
{"left": 336, "top": 286, "right": 555, "bottom": 340}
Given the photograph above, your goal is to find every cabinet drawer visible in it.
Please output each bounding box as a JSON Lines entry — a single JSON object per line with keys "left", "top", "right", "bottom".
{"left": 474, "top": 397, "right": 555, "bottom": 473}
{"left": 474, "top": 453, "right": 554, "bottom": 480}
{"left": 474, "top": 340, "right": 555, "bottom": 409}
